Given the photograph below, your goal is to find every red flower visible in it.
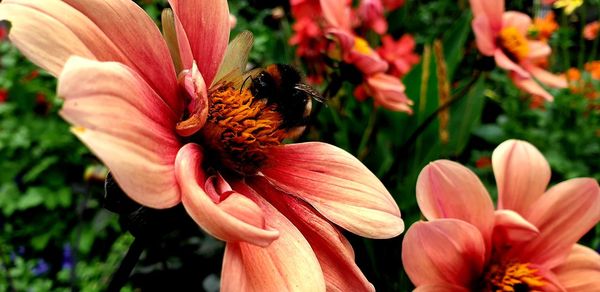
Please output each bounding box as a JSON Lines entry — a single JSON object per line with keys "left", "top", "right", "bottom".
{"left": 377, "top": 34, "right": 420, "bottom": 78}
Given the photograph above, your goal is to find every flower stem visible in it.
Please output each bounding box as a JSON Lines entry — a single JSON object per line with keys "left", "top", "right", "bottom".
{"left": 107, "top": 237, "right": 145, "bottom": 291}
{"left": 357, "top": 107, "right": 379, "bottom": 160}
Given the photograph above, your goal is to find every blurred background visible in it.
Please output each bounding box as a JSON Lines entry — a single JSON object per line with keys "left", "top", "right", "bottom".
{"left": 0, "top": 0, "right": 598, "bottom": 291}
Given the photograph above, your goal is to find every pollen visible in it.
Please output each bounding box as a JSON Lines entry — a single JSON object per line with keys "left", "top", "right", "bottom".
{"left": 354, "top": 37, "right": 375, "bottom": 55}
{"left": 486, "top": 262, "right": 545, "bottom": 292}
{"left": 499, "top": 27, "right": 530, "bottom": 61}
{"left": 199, "top": 86, "right": 286, "bottom": 175}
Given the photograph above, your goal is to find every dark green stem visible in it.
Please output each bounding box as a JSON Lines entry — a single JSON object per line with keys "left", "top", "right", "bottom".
{"left": 107, "top": 237, "right": 145, "bottom": 292}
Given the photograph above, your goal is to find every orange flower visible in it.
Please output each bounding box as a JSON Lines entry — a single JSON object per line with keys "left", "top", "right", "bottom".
{"left": 584, "top": 61, "right": 600, "bottom": 80}
{"left": 530, "top": 12, "right": 558, "bottom": 42}
{"left": 583, "top": 21, "right": 600, "bottom": 40}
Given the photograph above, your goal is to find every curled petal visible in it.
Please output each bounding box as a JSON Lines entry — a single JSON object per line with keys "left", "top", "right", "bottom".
{"left": 0, "top": 0, "right": 181, "bottom": 114}
{"left": 176, "top": 63, "right": 209, "bottom": 137}
{"left": 221, "top": 195, "right": 326, "bottom": 292}
{"left": 493, "top": 209, "right": 539, "bottom": 245}
{"left": 492, "top": 140, "right": 551, "bottom": 213}
{"left": 58, "top": 57, "right": 180, "bottom": 208}
{"left": 168, "top": 0, "right": 230, "bottom": 85}
{"left": 402, "top": 220, "right": 486, "bottom": 287}
{"left": 261, "top": 142, "right": 404, "bottom": 239}
{"left": 247, "top": 176, "right": 374, "bottom": 292}
{"left": 175, "top": 144, "right": 279, "bottom": 247}
{"left": 416, "top": 160, "right": 495, "bottom": 248}
{"left": 513, "top": 178, "right": 600, "bottom": 269}
{"left": 495, "top": 50, "right": 530, "bottom": 78}
{"left": 553, "top": 244, "right": 600, "bottom": 291}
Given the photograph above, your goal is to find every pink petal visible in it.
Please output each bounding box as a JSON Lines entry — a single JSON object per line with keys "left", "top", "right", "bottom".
{"left": 527, "top": 65, "right": 568, "bottom": 88}
{"left": 168, "top": 0, "right": 230, "bottom": 86}
{"left": 414, "top": 284, "right": 470, "bottom": 292}
{"left": 247, "top": 176, "right": 374, "bottom": 291}
{"left": 175, "top": 144, "right": 280, "bottom": 247}
{"left": 57, "top": 57, "right": 180, "bottom": 208}
{"left": 492, "top": 140, "right": 551, "bottom": 213}
{"left": 510, "top": 73, "right": 554, "bottom": 101}
{"left": 494, "top": 50, "right": 530, "bottom": 78}
{"left": 0, "top": 0, "right": 182, "bottom": 115}
{"left": 402, "top": 219, "right": 486, "bottom": 287}
{"left": 513, "top": 178, "right": 600, "bottom": 269}
{"left": 260, "top": 142, "right": 404, "bottom": 239}
{"left": 469, "top": 0, "right": 504, "bottom": 31}
{"left": 220, "top": 195, "right": 326, "bottom": 292}
{"left": 365, "top": 73, "right": 413, "bottom": 113}
{"left": 416, "top": 160, "right": 495, "bottom": 249}
{"left": 553, "top": 244, "right": 600, "bottom": 291}
{"left": 472, "top": 15, "right": 497, "bottom": 56}
{"left": 502, "top": 11, "right": 533, "bottom": 36}
{"left": 320, "top": 0, "right": 351, "bottom": 30}
{"left": 493, "top": 209, "right": 539, "bottom": 245}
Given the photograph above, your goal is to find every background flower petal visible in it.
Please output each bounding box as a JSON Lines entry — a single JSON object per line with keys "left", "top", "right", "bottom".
{"left": 416, "top": 160, "right": 495, "bottom": 248}
{"left": 261, "top": 142, "right": 404, "bottom": 239}
{"left": 513, "top": 178, "right": 600, "bottom": 268}
{"left": 492, "top": 140, "right": 551, "bottom": 214}
{"left": 57, "top": 57, "right": 180, "bottom": 209}
{"left": 402, "top": 219, "right": 486, "bottom": 287}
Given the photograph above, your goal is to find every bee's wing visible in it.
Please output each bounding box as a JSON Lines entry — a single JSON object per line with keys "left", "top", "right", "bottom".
{"left": 212, "top": 31, "right": 254, "bottom": 87}
{"left": 294, "top": 83, "right": 326, "bottom": 103}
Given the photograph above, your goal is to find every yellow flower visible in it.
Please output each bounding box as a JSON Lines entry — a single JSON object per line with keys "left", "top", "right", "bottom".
{"left": 553, "top": 0, "right": 583, "bottom": 15}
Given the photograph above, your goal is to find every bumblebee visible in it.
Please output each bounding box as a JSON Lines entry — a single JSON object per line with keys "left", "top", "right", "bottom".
{"left": 246, "top": 64, "right": 324, "bottom": 139}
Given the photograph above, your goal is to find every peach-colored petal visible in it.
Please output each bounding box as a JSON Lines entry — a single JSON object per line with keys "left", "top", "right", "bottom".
{"left": 469, "top": 0, "right": 504, "bottom": 31}
{"left": 492, "top": 140, "right": 551, "bottom": 214}
{"left": 414, "top": 284, "right": 470, "bottom": 292}
{"left": 402, "top": 219, "right": 486, "bottom": 287}
{"left": 527, "top": 65, "right": 568, "bottom": 88}
{"left": 175, "top": 144, "right": 280, "bottom": 247}
{"left": 493, "top": 209, "right": 539, "bottom": 245}
{"left": 168, "top": 0, "right": 230, "bottom": 86}
{"left": 416, "top": 160, "right": 495, "bottom": 249}
{"left": 320, "top": 0, "right": 351, "bottom": 30}
{"left": 472, "top": 15, "right": 497, "bottom": 56}
{"left": 502, "top": 11, "right": 533, "bottom": 35}
{"left": 527, "top": 41, "right": 552, "bottom": 59}
{"left": 510, "top": 73, "right": 554, "bottom": 101}
{"left": 220, "top": 195, "right": 326, "bottom": 292}
{"left": 0, "top": 0, "right": 182, "bottom": 115}
{"left": 365, "top": 73, "right": 413, "bottom": 113}
{"left": 261, "top": 142, "right": 404, "bottom": 239}
{"left": 247, "top": 176, "right": 374, "bottom": 292}
{"left": 57, "top": 57, "right": 180, "bottom": 208}
{"left": 553, "top": 244, "right": 600, "bottom": 291}
{"left": 494, "top": 50, "right": 530, "bottom": 78}
{"left": 513, "top": 178, "right": 600, "bottom": 269}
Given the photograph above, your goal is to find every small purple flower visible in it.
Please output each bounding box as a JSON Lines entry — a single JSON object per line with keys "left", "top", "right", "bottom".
{"left": 62, "top": 244, "right": 74, "bottom": 270}
{"left": 31, "top": 259, "right": 49, "bottom": 276}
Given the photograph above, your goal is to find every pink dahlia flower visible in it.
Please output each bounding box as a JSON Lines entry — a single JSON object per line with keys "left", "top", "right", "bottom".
{"left": 358, "top": 0, "right": 388, "bottom": 34}
{"left": 0, "top": 0, "right": 404, "bottom": 290}
{"left": 470, "top": 0, "right": 567, "bottom": 101}
{"left": 402, "top": 139, "right": 600, "bottom": 291}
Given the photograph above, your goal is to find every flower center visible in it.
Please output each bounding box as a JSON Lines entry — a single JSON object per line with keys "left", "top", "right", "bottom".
{"left": 198, "top": 85, "right": 287, "bottom": 175}
{"left": 499, "top": 27, "right": 530, "bottom": 61}
{"left": 485, "top": 262, "right": 545, "bottom": 292}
